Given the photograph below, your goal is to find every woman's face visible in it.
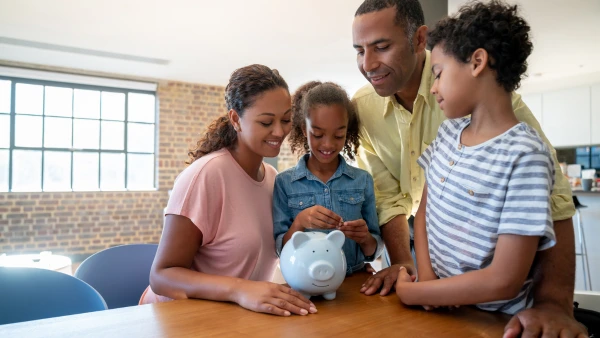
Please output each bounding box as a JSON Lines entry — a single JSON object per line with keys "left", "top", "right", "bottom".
{"left": 233, "top": 87, "right": 293, "bottom": 158}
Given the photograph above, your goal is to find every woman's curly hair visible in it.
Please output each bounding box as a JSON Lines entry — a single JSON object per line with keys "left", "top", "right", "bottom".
{"left": 186, "top": 64, "right": 288, "bottom": 164}
{"left": 427, "top": 0, "right": 533, "bottom": 92}
{"left": 288, "top": 81, "right": 360, "bottom": 161}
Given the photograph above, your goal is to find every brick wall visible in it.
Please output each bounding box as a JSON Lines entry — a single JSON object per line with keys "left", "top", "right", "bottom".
{"left": 0, "top": 61, "right": 301, "bottom": 259}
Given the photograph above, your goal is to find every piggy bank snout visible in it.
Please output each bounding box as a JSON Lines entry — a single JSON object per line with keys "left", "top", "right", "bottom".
{"left": 308, "top": 260, "right": 335, "bottom": 281}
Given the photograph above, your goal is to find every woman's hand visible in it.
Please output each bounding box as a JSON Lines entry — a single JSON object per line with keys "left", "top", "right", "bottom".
{"left": 231, "top": 280, "right": 317, "bottom": 316}
{"left": 293, "top": 206, "right": 343, "bottom": 230}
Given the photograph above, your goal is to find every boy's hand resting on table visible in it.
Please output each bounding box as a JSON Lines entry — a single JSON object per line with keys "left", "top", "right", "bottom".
{"left": 395, "top": 267, "right": 459, "bottom": 311}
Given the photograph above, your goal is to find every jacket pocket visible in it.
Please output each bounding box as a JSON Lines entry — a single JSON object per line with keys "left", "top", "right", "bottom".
{"left": 288, "top": 193, "right": 316, "bottom": 211}
{"left": 337, "top": 190, "right": 365, "bottom": 221}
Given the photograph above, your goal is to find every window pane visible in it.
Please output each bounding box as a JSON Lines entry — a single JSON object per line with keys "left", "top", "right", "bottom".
{"left": 12, "top": 150, "right": 42, "bottom": 192}
{"left": 73, "top": 119, "right": 99, "bottom": 149}
{"left": 101, "top": 152, "right": 125, "bottom": 190}
{"left": 0, "top": 149, "right": 8, "bottom": 192}
{"left": 128, "top": 93, "right": 155, "bottom": 123}
{"left": 0, "top": 115, "right": 9, "bottom": 148}
{"left": 0, "top": 80, "right": 10, "bottom": 113}
{"left": 16, "top": 83, "right": 43, "bottom": 115}
{"left": 73, "top": 152, "right": 98, "bottom": 191}
{"left": 44, "top": 117, "right": 72, "bottom": 148}
{"left": 74, "top": 89, "right": 100, "bottom": 119}
{"left": 44, "top": 86, "right": 72, "bottom": 117}
{"left": 101, "top": 92, "right": 125, "bottom": 121}
{"left": 101, "top": 121, "right": 124, "bottom": 150}
{"left": 43, "top": 151, "right": 71, "bottom": 191}
{"left": 127, "top": 153, "right": 154, "bottom": 190}
{"left": 15, "top": 115, "right": 43, "bottom": 147}
{"left": 128, "top": 123, "right": 155, "bottom": 153}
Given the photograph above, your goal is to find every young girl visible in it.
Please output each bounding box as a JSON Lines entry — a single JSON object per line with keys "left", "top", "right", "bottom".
{"left": 141, "top": 64, "right": 316, "bottom": 317}
{"left": 273, "top": 81, "right": 383, "bottom": 275}
{"left": 395, "top": 1, "right": 556, "bottom": 315}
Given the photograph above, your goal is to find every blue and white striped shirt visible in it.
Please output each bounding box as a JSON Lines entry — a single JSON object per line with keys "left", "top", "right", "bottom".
{"left": 417, "top": 117, "right": 556, "bottom": 315}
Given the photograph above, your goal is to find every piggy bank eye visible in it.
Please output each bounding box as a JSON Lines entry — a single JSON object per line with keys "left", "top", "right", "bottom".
{"left": 312, "top": 250, "right": 315, "bottom": 253}
{"left": 326, "top": 250, "right": 329, "bottom": 252}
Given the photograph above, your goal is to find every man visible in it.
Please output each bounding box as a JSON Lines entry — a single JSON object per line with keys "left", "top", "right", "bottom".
{"left": 351, "top": 1, "right": 587, "bottom": 337}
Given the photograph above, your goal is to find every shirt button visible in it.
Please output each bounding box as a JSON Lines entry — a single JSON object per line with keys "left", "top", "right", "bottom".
{"left": 440, "top": 177, "right": 445, "bottom": 183}
{"left": 350, "top": 197, "right": 354, "bottom": 201}
{"left": 468, "top": 190, "right": 474, "bottom": 196}
{"left": 413, "top": 177, "right": 417, "bottom": 182}
{"left": 449, "top": 160, "right": 455, "bottom": 166}
{"left": 411, "top": 151, "right": 416, "bottom": 156}
{"left": 415, "top": 200, "right": 420, "bottom": 204}
{"left": 458, "top": 144, "right": 463, "bottom": 150}
{"left": 324, "top": 188, "right": 329, "bottom": 193}
{"left": 299, "top": 201, "right": 303, "bottom": 206}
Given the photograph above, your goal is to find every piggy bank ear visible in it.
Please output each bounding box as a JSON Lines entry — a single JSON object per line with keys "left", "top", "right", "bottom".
{"left": 291, "top": 231, "right": 311, "bottom": 249}
{"left": 326, "top": 230, "right": 345, "bottom": 249}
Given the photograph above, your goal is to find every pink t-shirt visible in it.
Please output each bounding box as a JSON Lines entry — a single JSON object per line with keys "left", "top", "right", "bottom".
{"left": 140, "top": 148, "right": 278, "bottom": 304}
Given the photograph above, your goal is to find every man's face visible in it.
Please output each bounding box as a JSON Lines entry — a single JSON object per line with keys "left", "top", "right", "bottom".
{"left": 352, "top": 7, "right": 419, "bottom": 97}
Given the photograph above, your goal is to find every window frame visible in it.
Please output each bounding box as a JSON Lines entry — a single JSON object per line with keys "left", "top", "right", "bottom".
{"left": 0, "top": 75, "right": 158, "bottom": 192}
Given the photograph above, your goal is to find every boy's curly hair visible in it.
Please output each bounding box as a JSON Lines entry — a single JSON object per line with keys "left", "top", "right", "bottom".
{"left": 427, "top": 0, "right": 533, "bottom": 92}
{"left": 289, "top": 81, "right": 360, "bottom": 161}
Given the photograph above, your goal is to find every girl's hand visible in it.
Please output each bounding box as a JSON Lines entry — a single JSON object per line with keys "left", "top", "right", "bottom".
{"left": 338, "top": 219, "right": 371, "bottom": 244}
{"left": 231, "top": 280, "right": 317, "bottom": 316}
{"left": 294, "top": 206, "right": 342, "bottom": 230}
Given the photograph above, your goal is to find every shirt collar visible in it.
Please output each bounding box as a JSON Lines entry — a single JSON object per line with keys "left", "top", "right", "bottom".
{"left": 291, "top": 154, "right": 356, "bottom": 182}
{"left": 382, "top": 49, "right": 434, "bottom": 116}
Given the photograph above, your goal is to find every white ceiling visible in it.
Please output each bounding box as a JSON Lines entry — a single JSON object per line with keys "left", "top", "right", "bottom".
{"left": 0, "top": 0, "right": 599, "bottom": 96}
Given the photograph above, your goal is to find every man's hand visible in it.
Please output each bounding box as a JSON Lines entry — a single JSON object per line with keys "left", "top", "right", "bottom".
{"left": 503, "top": 303, "right": 588, "bottom": 338}
{"left": 360, "top": 263, "right": 416, "bottom": 296}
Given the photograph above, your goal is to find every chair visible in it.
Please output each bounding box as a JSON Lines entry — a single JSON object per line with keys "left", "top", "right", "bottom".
{"left": 0, "top": 267, "right": 107, "bottom": 325}
{"left": 573, "top": 196, "right": 592, "bottom": 291}
{"left": 74, "top": 244, "right": 158, "bottom": 309}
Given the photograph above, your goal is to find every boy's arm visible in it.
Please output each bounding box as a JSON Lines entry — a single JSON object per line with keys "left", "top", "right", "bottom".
{"left": 397, "top": 234, "right": 539, "bottom": 306}
{"left": 413, "top": 186, "right": 437, "bottom": 282}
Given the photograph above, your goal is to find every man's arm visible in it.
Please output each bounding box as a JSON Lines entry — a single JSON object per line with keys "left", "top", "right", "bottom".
{"left": 356, "top": 133, "right": 415, "bottom": 296}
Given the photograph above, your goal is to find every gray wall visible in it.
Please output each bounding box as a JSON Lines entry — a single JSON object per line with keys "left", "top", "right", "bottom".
{"left": 420, "top": 0, "right": 448, "bottom": 31}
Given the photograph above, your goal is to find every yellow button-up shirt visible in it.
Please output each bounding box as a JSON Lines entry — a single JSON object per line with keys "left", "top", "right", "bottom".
{"left": 353, "top": 50, "right": 575, "bottom": 226}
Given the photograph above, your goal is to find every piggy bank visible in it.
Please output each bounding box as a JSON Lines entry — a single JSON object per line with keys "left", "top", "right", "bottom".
{"left": 279, "top": 230, "right": 346, "bottom": 300}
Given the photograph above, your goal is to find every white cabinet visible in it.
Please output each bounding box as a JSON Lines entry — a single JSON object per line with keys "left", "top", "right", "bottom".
{"left": 521, "top": 93, "right": 543, "bottom": 125}
{"left": 542, "top": 87, "right": 591, "bottom": 147}
{"left": 592, "top": 84, "right": 600, "bottom": 144}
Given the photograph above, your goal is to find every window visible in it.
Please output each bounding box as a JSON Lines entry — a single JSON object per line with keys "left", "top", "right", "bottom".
{"left": 0, "top": 76, "right": 157, "bottom": 192}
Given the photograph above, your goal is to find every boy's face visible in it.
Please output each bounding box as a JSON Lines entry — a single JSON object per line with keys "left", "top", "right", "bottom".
{"left": 352, "top": 7, "right": 419, "bottom": 98}
{"left": 430, "top": 45, "right": 476, "bottom": 119}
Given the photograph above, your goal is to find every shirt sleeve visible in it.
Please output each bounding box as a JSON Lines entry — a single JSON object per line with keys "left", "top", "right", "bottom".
{"left": 357, "top": 131, "right": 412, "bottom": 226}
{"left": 512, "top": 93, "right": 575, "bottom": 221}
{"left": 165, "top": 162, "right": 224, "bottom": 246}
{"left": 498, "top": 149, "right": 556, "bottom": 251}
{"left": 361, "top": 173, "right": 384, "bottom": 261}
{"left": 272, "top": 174, "right": 293, "bottom": 256}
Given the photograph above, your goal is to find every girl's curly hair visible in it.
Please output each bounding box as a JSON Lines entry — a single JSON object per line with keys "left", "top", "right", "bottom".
{"left": 186, "top": 64, "right": 288, "bottom": 164}
{"left": 427, "top": 0, "right": 533, "bottom": 92}
{"left": 288, "top": 81, "right": 360, "bottom": 161}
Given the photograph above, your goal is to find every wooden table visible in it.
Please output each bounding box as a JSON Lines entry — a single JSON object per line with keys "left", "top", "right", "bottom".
{"left": 0, "top": 273, "right": 509, "bottom": 337}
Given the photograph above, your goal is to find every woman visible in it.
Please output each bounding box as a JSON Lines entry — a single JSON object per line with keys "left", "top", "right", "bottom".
{"left": 140, "top": 64, "right": 317, "bottom": 317}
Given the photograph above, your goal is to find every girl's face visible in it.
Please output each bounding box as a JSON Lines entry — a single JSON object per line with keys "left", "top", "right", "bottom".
{"left": 234, "top": 87, "right": 292, "bottom": 158}
{"left": 430, "top": 45, "right": 477, "bottom": 119}
{"left": 303, "top": 104, "right": 348, "bottom": 165}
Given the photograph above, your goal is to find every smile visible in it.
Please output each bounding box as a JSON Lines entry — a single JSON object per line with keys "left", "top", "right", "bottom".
{"left": 265, "top": 140, "right": 281, "bottom": 148}
{"left": 312, "top": 283, "right": 330, "bottom": 288}
{"left": 369, "top": 73, "right": 389, "bottom": 84}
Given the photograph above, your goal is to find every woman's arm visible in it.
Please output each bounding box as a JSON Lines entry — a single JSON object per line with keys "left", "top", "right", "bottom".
{"left": 150, "top": 214, "right": 315, "bottom": 316}
{"left": 397, "top": 234, "right": 539, "bottom": 306}
{"left": 413, "top": 186, "right": 437, "bottom": 282}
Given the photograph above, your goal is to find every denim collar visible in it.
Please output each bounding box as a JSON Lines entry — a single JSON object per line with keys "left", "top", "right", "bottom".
{"left": 291, "top": 154, "right": 356, "bottom": 182}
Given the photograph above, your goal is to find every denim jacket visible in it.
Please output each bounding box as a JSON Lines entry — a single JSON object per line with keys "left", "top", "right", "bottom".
{"left": 273, "top": 154, "right": 383, "bottom": 275}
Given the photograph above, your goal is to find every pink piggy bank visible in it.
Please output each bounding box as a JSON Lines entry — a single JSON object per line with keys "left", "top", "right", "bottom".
{"left": 279, "top": 230, "right": 346, "bottom": 300}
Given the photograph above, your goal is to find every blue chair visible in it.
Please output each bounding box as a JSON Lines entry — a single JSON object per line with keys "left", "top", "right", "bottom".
{"left": 0, "top": 267, "right": 107, "bottom": 325}
{"left": 74, "top": 244, "right": 158, "bottom": 309}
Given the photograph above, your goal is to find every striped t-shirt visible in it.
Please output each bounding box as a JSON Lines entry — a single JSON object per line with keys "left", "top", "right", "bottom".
{"left": 417, "top": 117, "right": 556, "bottom": 315}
